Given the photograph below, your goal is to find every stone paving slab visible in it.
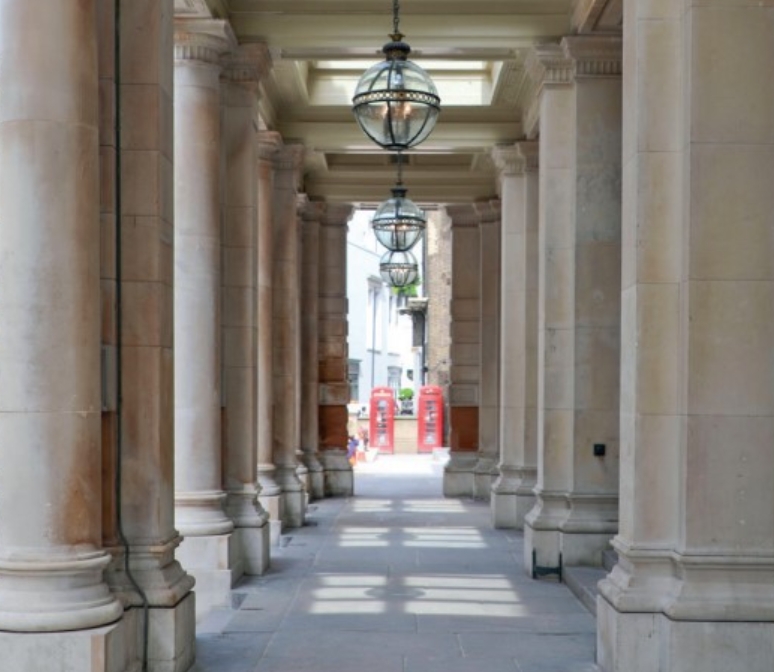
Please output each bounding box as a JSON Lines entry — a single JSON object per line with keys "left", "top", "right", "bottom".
{"left": 192, "top": 455, "right": 599, "bottom": 672}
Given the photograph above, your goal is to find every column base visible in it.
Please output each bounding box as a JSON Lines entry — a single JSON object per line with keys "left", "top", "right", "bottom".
{"left": 300, "top": 450, "right": 325, "bottom": 501}
{"left": 175, "top": 533, "right": 234, "bottom": 621}
{"left": 281, "top": 489, "right": 307, "bottom": 529}
{"left": 258, "top": 493, "right": 282, "bottom": 546}
{"left": 320, "top": 449, "right": 353, "bottom": 497}
{"left": 443, "top": 451, "right": 478, "bottom": 497}
{"left": 0, "top": 610, "right": 138, "bottom": 672}
{"left": 559, "top": 493, "right": 618, "bottom": 565}
{"left": 145, "top": 592, "right": 196, "bottom": 672}
{"left": 473, "top": 455, "right": 498, "bottom": 501}
{"left": 490, "top": 469, "right": 536, "bottom": 529}
{"left": 233, "top": 525, "right": 270, "bottom": 575}
{"left": 523, "top": 491, "right": 569, "bottom": 576}
{"left": 597, "top": 597, "right": 774, "bottom": 672}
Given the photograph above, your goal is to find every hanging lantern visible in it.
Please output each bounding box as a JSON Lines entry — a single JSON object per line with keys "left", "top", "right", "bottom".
{"left": 379, "top": 249, "right": 419, "bottom": 288}
{"left": 352, "top": 1, "right": 441, "bottom": 151}
{"left": 371, "top": 153, "right": 426, "bottom": 252}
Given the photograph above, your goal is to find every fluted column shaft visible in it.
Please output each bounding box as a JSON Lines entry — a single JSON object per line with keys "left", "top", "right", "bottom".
{"left": 491, "top": 143, "right": 539, "bottom": 529}
{"left": 0, "top": 0, "right": 123, "bottom": 632}
{"left": 272, "top": 146, "right": 306, "bottom": 528}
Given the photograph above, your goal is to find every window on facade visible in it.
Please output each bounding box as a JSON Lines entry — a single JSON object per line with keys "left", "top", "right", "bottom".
{"left": 348, "top": 360, "right": 361, "bottom": 403}
{"left": 387, "top": 366, "right": 402, "bottom": 392}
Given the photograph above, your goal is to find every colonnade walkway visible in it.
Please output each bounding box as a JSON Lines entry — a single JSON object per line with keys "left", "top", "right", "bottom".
{"left": 192, "top": 456, "right": 598, "bottom": 672}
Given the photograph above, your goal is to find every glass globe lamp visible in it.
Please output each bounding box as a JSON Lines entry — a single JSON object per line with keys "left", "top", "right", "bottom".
{"left": 352, "top": 36, "right": 440, "bottom": 151}
{"left": 379, "top": 249, "right": 419, "bottom": 288}
{"left": 371, "top": 185, "right": 426, "bottom": 252}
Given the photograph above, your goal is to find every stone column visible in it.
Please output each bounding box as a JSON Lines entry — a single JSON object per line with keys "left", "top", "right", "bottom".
{"left": 299, "top": 201, "right": 325, "bottom": 500}
{"left": 256, "top": 131, "right": 282, "bottom": 543}
{"left": 318, "top": 204, "right": 355, "bottom": 496}
{"left": 474, "top": 202, "right": 502, "bottom": 500}
{"left": 101, "top": 0, "right": 195, "bottom": 667}
{"left": 0, "top": 0, "right": 125, "bottom": 664}
{"left": 443, "top": 204, "right": 481, "bottom": 497}
{"left": 221, "top": 45, "right": 272, "bottom": 576}
{"left": 598, "top": 5, "right": 774, "bottom": 670}
{"left": 490, "top": 142, "right": 539, "bottom": 529}
{"left": 523, "top": 38, "right": 623, "bottom": 572}
{"left": 272, "top": 145, "right": 307, "bottom": 529}
{"left": 173, "top": 20, "right": 236, "bottom": 618}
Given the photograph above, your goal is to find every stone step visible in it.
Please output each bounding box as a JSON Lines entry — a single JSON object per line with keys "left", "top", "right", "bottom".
{"left": 564, "top": 566, "right": 607, "bottom": 617}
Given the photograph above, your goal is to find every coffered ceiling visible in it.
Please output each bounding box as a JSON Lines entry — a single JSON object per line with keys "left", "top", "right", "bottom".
{"left": 175, "top": 0, "right": 622, "bottom": 204}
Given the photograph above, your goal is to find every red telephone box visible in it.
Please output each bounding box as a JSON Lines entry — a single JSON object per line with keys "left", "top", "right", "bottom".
{"left": 369, "top": 387, "right": 395, "bottom": 453}
{"left": 417, "top": 385, "right": 444, "bottom": 453}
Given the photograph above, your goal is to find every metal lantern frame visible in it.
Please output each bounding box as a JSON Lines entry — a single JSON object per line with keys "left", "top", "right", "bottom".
{"left": 352, "top": 0, "right": 441, "bottom": 151}
{"left": 379, "top": 249, "right": 419, "bottom": 288}
{"left": 371, "top": 153, "right": 426, "bottom": 252}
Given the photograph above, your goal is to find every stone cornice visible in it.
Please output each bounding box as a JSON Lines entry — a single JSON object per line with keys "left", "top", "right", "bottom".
{"left": 174, "top": 19, "right": 236, "bottom": 64}
{"left": 522, "top": 44, "right": 573, "bottom": 139}
{"left": 222, "top": 43, "right": 272, "bottom": 86}
{"left": 257, "top": 131, "right": 282, "bottom": 161}
{"left": 562, "top": 35, "right": 622, "bottom": 78}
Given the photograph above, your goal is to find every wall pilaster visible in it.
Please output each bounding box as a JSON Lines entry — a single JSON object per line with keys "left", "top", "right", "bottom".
{"left": 490, "top": 142, "right": 539, "bottom": 529}
{"left": 272, "top": 145, "right": 307, "bottom": 528}
{"left": 474, "top": 201, "right": 502, "bottom": 500}
{"left": 443, "top": 204, "right": 481, "bottom": 497}
{"left": 318, "top": 204, "right": 355, "bottom": 496}
{"left": 598, "top": 4, "right": 774, "bottom": 670}
{"left": 220, "top": 44, "right": 272, "bottom": 576}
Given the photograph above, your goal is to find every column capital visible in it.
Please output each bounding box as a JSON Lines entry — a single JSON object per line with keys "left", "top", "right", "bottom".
{"left": 523, "top": 43, "right": 573, "bottom": 138}
{"left": 274, "top": 143, "right": 305, "bottom": 172}
{"left": 258, "top": 130, "right": 282, "bottom": 161}
{"left": 321, "top": 202, "right": 354, "bottom": 227}
{"left": 517, "top": 141, "right": 539, "bottom": 172}
{"left": 445, "top": 203, "right": 480, "bottom": 228}
{"left": 475, "top": 199, "right": 501, "bottom": 226}
{"left": 222, "top": 42, "right": 272, "bottom": 87}
{"left": 562, "top": 35, "right": 622, "bottom": 78}
{"left": 300, "top": 198, "right": 326, "bottom": 223}
{"left": 174, "top": 19, "right": 236, "bottom": 64}
{"left": 492, "top": 145, "right": 525, "bottom": 177}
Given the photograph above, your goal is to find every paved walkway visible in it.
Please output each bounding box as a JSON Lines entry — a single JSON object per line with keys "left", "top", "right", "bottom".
{"left": 192, "top": 455, "right": 598, "bottom": 672}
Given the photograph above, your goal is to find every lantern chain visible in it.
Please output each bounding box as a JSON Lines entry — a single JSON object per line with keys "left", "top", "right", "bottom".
{"left": 396, "top": 151, "right": 404, "bottom": 186}
{"left": 393, "top": 0, "right": 400, "bottom": 35}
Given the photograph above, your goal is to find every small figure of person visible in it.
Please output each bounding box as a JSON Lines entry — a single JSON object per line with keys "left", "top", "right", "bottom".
{"left": 347, "top": 434, "right": 358, "bottom": 465}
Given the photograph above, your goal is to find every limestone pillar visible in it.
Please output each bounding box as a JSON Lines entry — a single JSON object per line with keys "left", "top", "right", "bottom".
{"left": 318, "top": 204, "right": 355, "bottom": 496}
{"left": 272, "top": 145, "right": 307, "bottom": 529}
{"left": 474, "top": 202, "right": 502, "bottom": 500}
{"left": 490, "top": 142, "right": 539, "bottom": 529}
{"left": 523, "top": 38, "right": 623, "bottom": 571}
{"left": 0, "top": 0, "right": 125, "bottom": 664}
{"left": 100, "top": 1, "right": 196, "bottom": 667}
{"left": 598, "top": 5, "right": 774, "bottom": 670}
{"left": 256, "top": 131, "right": 282, "bottom": 543}
{"left": 299, "top": 202, "right": 325, "bottom": 500}
{"left": 444, "top": 205, "right": 481, "bottom": 497}
{"left": 173, "top": 20, "right": 236, "bottom": 618}
{"left": 221, "top": 45, "right": 272, "bottom": 576}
